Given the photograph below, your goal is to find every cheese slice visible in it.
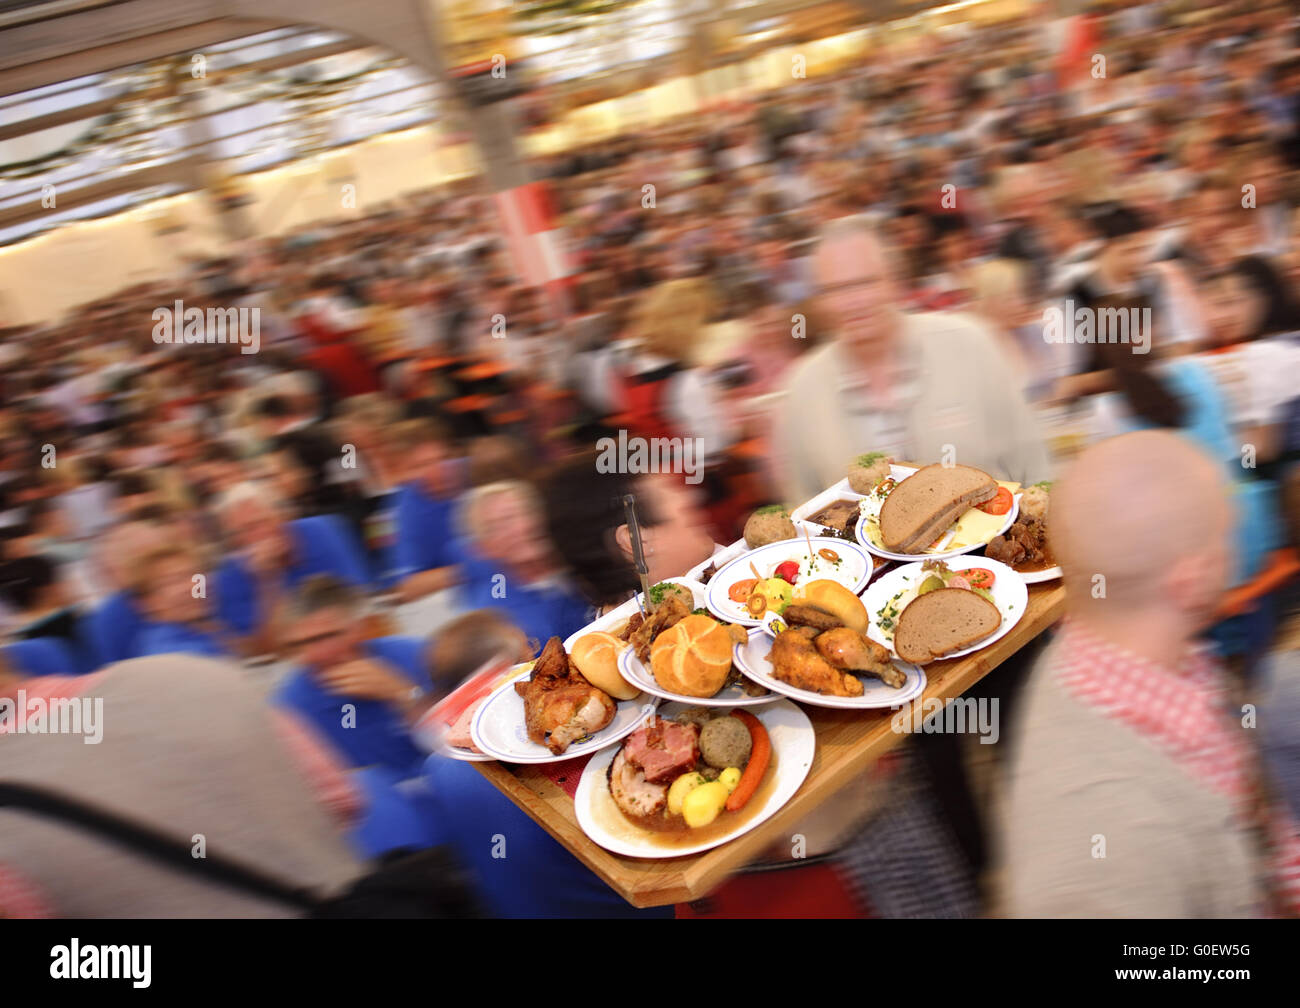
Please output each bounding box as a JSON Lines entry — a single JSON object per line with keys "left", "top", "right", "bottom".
{"left": 948, "top": 481, "right": 1020, "bottom": 549}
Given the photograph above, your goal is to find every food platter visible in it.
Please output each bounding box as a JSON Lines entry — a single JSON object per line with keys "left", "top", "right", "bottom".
{"left": 732, "top": 627, "right": 927, "bottom": 710}
{"left": 703, "top": 536, "right": 874, "bottom": 627}
{"left": 861, "top": 556, "right": 1028, "bottom": 661}
{"left": 573, "top": 699, "right": 815, "bottom": 859}
{"left": 470, "top": 666, "right": 657, "bottom": 765}
{"left": 853, "top": 464, "right": 1021, "bottom": 563}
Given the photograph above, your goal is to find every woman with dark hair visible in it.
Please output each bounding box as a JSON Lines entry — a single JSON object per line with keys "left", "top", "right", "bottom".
{"left": 1228, "top": 254, "right": 1300, "bottom": 341}
{"left": 540, "top": 452, "right": 716, "bottom": 614}
{"left": 1198, "top": 256, "right": 1300, "bottom": 467}
{"left": 1089, "top": 296, "right": 1281, "bottom": 590}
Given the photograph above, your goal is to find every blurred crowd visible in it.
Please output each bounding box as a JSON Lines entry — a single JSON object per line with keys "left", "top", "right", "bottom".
{"left": 1, "top": 0, "right": 1300, "bottom": 917}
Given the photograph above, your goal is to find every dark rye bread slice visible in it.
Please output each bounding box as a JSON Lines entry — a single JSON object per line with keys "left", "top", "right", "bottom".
{"left": 893, "top": 588, "right": 1002, "bottom": 665}
{"left": 879, "top": 464, "right": 998, "bottom": 553}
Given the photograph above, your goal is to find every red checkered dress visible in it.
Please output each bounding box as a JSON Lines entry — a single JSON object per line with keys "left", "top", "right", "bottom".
{"left": 1057, "top": 619, "right": 1300, "bottom": 915}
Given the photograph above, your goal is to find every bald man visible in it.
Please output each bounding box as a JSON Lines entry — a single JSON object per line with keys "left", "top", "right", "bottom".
{"left": 1002, "top": 430, "right": 1300, "bottom": 917}
{"left": 773, "top": 215, "right": 1052, "bottom": 505}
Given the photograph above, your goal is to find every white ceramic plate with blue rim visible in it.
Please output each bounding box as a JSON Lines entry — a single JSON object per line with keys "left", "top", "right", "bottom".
{"left": 704, "top": 536, "right": 874, "bottom": 628}
{"left": 861, "top": 556, "right": 1028, "bottom": 661}
{"left": 853, "top": 464, "right": 1020, "bottom": 563}
{"left": 733, "top": 626, "right": 927, "bottom": 710}
{"left": 617, "top": 632, "right": 782, "bottom": 707}
{"left": 573, "top": 699, "right": 815, "bottom": 859}
{"left": 471, "top": 665, "right": 658, "bottom": 764}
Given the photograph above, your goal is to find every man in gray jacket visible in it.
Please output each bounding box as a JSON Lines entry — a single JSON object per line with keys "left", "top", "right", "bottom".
{"left": 773, "top": 215, "right": 1053, "bottom": 504}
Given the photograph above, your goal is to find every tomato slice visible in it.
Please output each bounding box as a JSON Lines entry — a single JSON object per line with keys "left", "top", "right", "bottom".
{"left": 728, "top": 579, "right": 758, "bottom": 603}
{"left": 977, "top": 487, "right": 1013, "bottom": 516}
{"left": 965, "top": 567, "right": 996, "bottom": 590}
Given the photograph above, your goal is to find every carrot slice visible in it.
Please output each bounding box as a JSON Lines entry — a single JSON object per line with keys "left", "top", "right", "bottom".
{"left": 725, "top": 710, "right": 771, "bottom": 813}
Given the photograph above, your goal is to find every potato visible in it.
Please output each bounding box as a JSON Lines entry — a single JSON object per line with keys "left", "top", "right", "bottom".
{"left": 718, "top": 767, "right": 742, "bottom": 794}
{"left": 682, "top": 781, "right": 730, "bottom": 828}
{"left": 667, "top": 772, "right": 708, "bottom": 816}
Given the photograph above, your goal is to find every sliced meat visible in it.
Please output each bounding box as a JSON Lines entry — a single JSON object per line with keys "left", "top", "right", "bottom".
{"left": 608, "top": 748, "right": 667, "bottom": 821}
{"left": 621, "top": 716, "right": 700, "bottom": 784}
{"left": 446, "top": 698, "right": 484, "bottom": 751}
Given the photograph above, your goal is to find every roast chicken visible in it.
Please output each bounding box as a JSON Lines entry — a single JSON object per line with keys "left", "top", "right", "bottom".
{"left": 815, "top": 627, "right": 905, "bottom": 688}
{"left": 770, "top": 626, "right": 865, "bottom": 697}
{"left": 515, "top": 637, "right": 617, "bottom": 754}
{"left": 770, "top": 621, "right": 905, "bottom": 696}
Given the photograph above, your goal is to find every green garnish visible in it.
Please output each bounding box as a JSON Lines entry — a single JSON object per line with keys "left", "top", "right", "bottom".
{"left": 855, "top": 452, "right": 886, "bottom": 466}
{"left": 1031, "top": 480, "right": 1053, "bottom": 490}
{"left": 755, "top": 504, "right": 788, "bottom": 516}
{"left": 647, "top": 582, "right": 674, "bottom": 605}
{"left": 691, "top": 607, "right": 709, "bottom": 616}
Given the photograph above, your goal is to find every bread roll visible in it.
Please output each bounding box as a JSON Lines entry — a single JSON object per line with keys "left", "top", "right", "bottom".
{"left": 794, "top": 579, "right": 870, "bottom": 633}
{"left": 650, "top": 614, "right": 734, "bottom": 698}
{"left": 570, "top": 631, "right": 638, "bottom": 700}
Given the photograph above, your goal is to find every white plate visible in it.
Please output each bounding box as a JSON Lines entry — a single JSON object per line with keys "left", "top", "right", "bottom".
{"left": 573, "top": 699, "right": 815, "bottom": 859}
{"left": 853, "top": 465, "right": 1020, "bottom": 563}
{"left": 733, "top": 627, "right": 927, "bottom": 709}
{"left": 412, "top": 660, "right": 534, "bottom": 762}
{"left": 791, "top": 485, "right": 867, "bottom": 527}
{"left": 704, "top": 537, "right": 875, "bottom": 628}
{"left": 861, "top": 557, "right": 1029, "bottom": 661}
{"left": 562, "top": 577, "right": 707, "bottom": 653}
{"left": 470, "top": 666, "right": 657, "bottom": 764}
{"left": 686, "top": 521, "right": 825, "bottom": 584}
{"left": 1017, "top": 564, "right": 1063, "bottom": 584}
{"left": 617, "top": 634, "right": 782, "bottom": 707}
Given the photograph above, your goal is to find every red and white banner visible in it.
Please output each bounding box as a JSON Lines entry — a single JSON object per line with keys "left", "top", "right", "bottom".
{"left": 493, "top": 181, "right": 573, "bottom": 313}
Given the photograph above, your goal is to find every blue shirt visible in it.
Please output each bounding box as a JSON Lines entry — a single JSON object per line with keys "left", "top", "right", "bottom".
{"left": 421, "top": 755, "right": 671, "bottom": 918}
{"left": 456, "top": 552, "right": 593, "bottom": 648}
{"left": 388, "top": 482, "right": 462, "bottom": 584}
{"left": 4, "top": 637, "right": 79, "bottom": 677}
{"left": 349, "top": 765, "right": 447, "bottom": 861}
{"left": 216, "top": 515, "right": 371, "bottom": 638}
{"left": 273, "top": 635, "right": 427, "bottom": 778}
{"left": 84, "top": 590, "right": 146, "bottom": 666}
{"left": 136, "top": 621, "right": 230, "bottom": 659}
